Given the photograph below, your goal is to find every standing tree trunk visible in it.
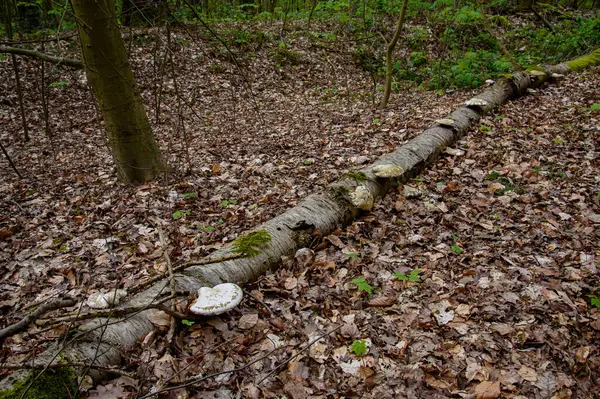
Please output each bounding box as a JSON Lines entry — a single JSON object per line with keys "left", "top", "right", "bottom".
{"left": 380, "top": 0, "right": 408, "bottom": 109}
{"left": 71, "top": 0, "right": 166, "bottom": 184}
{"left": 4, "top": 0, "right": 30, "bottom": 142}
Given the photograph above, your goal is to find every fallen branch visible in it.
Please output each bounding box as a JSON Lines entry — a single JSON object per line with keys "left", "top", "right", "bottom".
{"left": 1, "top": 48, "right": 599, "bottom": 398}
{"left": 0, "top": 299, "right": 76, "bottom": 345}
{"left": 0, "top": 46, "right": 83, "bottom": 69}
{"left": 0, "top": 140, "right": 22, "bottom": 179}
{"left": 0, "top": 362, "right": 136, "bottom": 378}
{"left": 35, "top": 295, "right": 176, "bottom": 326}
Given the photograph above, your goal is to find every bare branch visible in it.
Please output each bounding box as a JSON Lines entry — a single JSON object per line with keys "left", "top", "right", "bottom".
{"left": 0, "top": 299, "right": 76, "bottom": 344}
{"left": 0, "top": 46, "right": 83, "bottom": 69}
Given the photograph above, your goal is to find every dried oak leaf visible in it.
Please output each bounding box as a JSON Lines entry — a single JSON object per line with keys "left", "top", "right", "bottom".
{"left": 367, "top": 296, "right": 396, "bottom": 307}
{"left": 474, "top": 381, "right": 501, "bottom": 399}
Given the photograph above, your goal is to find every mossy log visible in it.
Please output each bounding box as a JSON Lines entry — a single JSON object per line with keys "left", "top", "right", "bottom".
{"left": 1, "top": 50, "right": 599, "bottom": 397}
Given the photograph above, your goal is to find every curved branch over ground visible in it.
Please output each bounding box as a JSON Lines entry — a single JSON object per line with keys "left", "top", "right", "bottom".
{"left": 0, "top": 46, "right": 83, "bottom": 69}
{"left": 0, "top": 48, "right": 599, "bottom": 398}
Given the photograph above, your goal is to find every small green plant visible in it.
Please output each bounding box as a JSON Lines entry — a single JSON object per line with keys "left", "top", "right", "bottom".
{"left": 182, "top": 319, "right": 195, "bottom": 326}
{"left": 220, "top": 199, "right": 238, "bottom": 207}
{"left": 172, "top": 210, "right": 190, "bottom": 220}
{"left": 50, "top": 80, "right": 68, "bottom": 88}
{"left": 183, "top": 192, "right": 197, "bottom": 199}
{"left": 479, "top": 125, "right": 492, "bottom": 132}
{"left": 372, "top": 118, "right": 381, "bottom": 125}
{"left": 231, "top": 229, "right": 271, "bottom": 257}
{"left": 450, "top": 245, "right": 463, "bottom": 255}
{"left": 590, "top": 103, "right": 600, "bottom": 111}
{"left": 486, "top": 170, "right": 500, "bottom": 180}
{"left": 344, "top": 253, "right": 360, "bottom": 258}
{"left": 303, "top": 159, "right": 314, "bottom": 165}
{"left": 350, "top": 339, "right": 368, "bottom": 356}
{"left": 393, "top": 268, "right": 421, "bottom": 282}
{"left": 590, "top": 294, "right": 600, "bottom": 309}
{"left": 351, "top": 277, "right": 373, "bottom": 295}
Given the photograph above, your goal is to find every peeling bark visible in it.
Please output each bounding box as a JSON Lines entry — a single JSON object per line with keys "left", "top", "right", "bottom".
{"left": 0, "top": 50, "right": 597, "bottom": 396}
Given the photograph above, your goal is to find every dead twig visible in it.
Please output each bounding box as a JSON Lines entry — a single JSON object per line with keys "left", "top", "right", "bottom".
{"left": 0, "top": 299, "right": 76, "bottom": 345}
{"left": 257, "top": 324, "right": 342, "bottom": 385}
{"left": 0, "top": 361, "right": 136, "bottom": 378}
{"left": 157, "top": 226, "right": 178, "bottom": 341}
{"left": 137, "top": 343, "right": 289, "bottom": 399}
{"left": 0, "top": 140, "right": 23, "bottom": 179}
{"left": 35, "top": 295, "right": 176, "bottom": 326}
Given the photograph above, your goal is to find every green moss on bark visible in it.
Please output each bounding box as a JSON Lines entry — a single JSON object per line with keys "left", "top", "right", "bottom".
{"left": 566, "top": 48, "right": 600, "bottom": 71}
{"left": 0, "top": 368, "right": 78, "bottom": 399}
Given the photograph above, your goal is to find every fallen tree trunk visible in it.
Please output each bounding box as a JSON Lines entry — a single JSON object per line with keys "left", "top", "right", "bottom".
{"left": 0, "top": 46, "right": 83, "bottom": 69}
{"left": 1, "top": 49, "right": 598, "bottom": 398}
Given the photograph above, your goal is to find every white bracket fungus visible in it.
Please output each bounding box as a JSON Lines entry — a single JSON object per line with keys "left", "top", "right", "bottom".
{"left": 435, "top": 118, "right": 456, "bottom": 127}
{"left": 465, "top": 98, "right": 488, "bottom": 107}
{"left": 372, "top": 164, "right": 404, "bottom": 178}
{"left": 87, "top": 289, "right": 127, "bottom": 309}
{"left": 189, "top": 283, "right": 243, "bottom": 316}
{"left": 528, "top": 69, "right": 547, "bottom": 77}
{"left": 350, "top": 186, "right": 374, "bottom": 211}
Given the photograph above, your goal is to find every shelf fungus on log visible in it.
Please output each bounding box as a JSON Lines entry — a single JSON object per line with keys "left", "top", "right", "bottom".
{"left": 372, "top": 164, "right": 405, "bottom": 178}
{"left": 86, "top": 289, "right": 127, "bottom": 309}
{"left": 350, "top": 186, "right": 374, "bottom": 211}
{"left": 434, "top": 118, "right": 456, "bottom": 127}
{"left": 189, "top": 283, "right": 243, "bottom": 316}
{"left": 528, "top": 69, "right": 547, "bottom": 77}
{"left": 465, "top": 98, "right": 489, "bottom": 107}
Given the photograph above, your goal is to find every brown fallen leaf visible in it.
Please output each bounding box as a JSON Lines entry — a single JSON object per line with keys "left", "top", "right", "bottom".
{"left": 474, "top": 380, "right": 501, "bottom": 399}
{"left": 238, "top": 313, "right": 259, "bottom": 330}
{"left": 367, "top": 296, "right": 396, "bottom": 307}
{"left": 517, "top": 365, "right": 538, "bottom": 382}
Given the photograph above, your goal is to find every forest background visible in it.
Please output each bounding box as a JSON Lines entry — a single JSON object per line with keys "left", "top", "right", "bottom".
{"left": 1, "top": 0, "right": 600, "bottom": 398}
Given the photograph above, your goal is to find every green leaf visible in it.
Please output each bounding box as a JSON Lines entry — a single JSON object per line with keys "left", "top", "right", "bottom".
{"left": 350, "top": 340, "right": 367, "bottom": 356}
{"left": 408, "top": 268, "right": 421, "bottom": 282}
{"left": 589, "top": 103, "right": 600, "bottom": 111}
{"left": 344, "top": 253, "right": 360, "bottom": 258}
{"left": 351, "top": 277, "right": 373, "bottom": 295}
{"left": 590, "top": 295, "right": 600, "bottom": 309}
{"left": 486, "top": 171, "right": 500, "bottom": 180}
{"left": 172, "top": 210, "right": 190, "bottom": 220}
{"left": 220, "top": 199, "right": 238, "bottom": 207}
{"left": 183, "top": 192, "right": 197, "bottom": 199}
{"left": 393, "top": 268, "right": 421, "bottom": 282}
{"left": 182, "top": 319, "right": 195, "bottom": 326}
{"left": 50, "top": 80, "right": 68, "bottom": 88}
{"left": 450, "top": 245, "right": 463, "bottom": 254}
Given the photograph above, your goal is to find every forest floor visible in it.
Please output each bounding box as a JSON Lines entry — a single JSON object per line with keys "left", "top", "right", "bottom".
{"left": 1, "top": 21, "right": 600, "bottom": 399}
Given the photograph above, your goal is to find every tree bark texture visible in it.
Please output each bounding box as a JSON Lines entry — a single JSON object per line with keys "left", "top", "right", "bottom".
{"left": 0, "top": 51, "right": 590, "bottom": 397}
{"left": 71, "top": 0, "right": 165, "bottom": 184}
